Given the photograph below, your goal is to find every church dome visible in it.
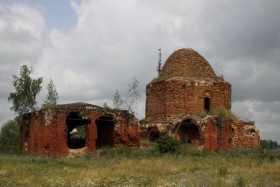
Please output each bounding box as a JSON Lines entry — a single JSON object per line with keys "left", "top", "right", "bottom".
{"left": 159, "top": 48, "right": 217, "bottom": 79}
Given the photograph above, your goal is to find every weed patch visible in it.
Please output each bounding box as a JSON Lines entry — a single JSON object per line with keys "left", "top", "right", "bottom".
{"left": 0, "top": 144, "right": 279, "bottom": 186}
{"left": 234, "top": 175, "right": 245, "bottom": 187}
{"left": 218, "top": 166, "right": 228, "bottom": 177}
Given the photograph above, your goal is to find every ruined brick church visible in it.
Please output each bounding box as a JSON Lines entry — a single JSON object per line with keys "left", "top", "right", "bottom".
{"left": 140, "top": 48, "right": 260, "bottom": 151}
{"left": 20, "top": 48, "right": 260, "bottom": 156}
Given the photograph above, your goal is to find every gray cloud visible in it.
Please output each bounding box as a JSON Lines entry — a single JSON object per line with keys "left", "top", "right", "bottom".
{"left": 0, "top": 3, "right": 46, "bottom": 125}
{"left": 1, "top": 0, "right": 280, "bottom": 142}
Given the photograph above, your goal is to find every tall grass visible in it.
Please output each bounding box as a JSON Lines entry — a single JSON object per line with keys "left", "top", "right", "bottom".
{"left": 0, "top": 142, "right": 279, "bottom": 186}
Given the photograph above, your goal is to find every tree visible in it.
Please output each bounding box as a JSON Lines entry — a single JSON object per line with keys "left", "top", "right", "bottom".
{"left": 8, "top": 65, "right": 43, "bottom": 115}
{"left": 111, "top": 77, "right": 140, "bottom": 114}
{"left": 103, "top": 102, "right": 111, "bottom": 109}
{"left": 126, "top": 77, "right": 140, "bottom": 115}
{"left": 42, "top": 79, "right": 59, "bottom": 109}
{"left": 260, "top": 139, "right": 279, "bottom": 149}
{"left": 0, "top": 117, "right": 20, "bottom": 153}
{"left": 113, "top": 90, "right": 123, "bottom": 109}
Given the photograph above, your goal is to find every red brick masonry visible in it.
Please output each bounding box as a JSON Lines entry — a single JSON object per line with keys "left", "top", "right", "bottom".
{"left": 140, "top": 48, "right": 260, "bottom": 151}
{"left": 20, "top": 103, "right": 139, "bottom": 157}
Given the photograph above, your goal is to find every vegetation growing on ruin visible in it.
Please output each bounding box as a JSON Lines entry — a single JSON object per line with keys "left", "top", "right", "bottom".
{"left": 151, "top": 74, "right": 169, "bottom": 83}
{"left": 0, "top": 141, "right": 279, "bottom": 186}
{"left": 217, "top": 74, "right": 225, "bottom": 81}
{"left": 42, "top": 79, "right": 59, "bottom": 109}
{"left": 212, "top": 106, "right": 234, "bottom": 121}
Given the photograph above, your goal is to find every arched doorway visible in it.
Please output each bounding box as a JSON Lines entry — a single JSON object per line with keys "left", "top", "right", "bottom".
{"left": 95, "top": 116, "right": 115, "bottom": 148}
{"left": 66, "top": 112, "right": 90, "bottom": 149}
{"left": 177, "top": 119, "right": 200, "bottom": 144}
{"left": 148, "top": 127, "right": 160, "bottom": 142}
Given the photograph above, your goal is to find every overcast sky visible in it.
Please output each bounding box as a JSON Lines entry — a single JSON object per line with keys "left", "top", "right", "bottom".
{"left": 1, "top": 0, "right": 279, "bottom": 143}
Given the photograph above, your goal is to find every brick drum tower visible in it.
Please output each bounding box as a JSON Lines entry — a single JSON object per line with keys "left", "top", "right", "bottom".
{"left": 141, "top": 48, "right": 260, "bottom": 151}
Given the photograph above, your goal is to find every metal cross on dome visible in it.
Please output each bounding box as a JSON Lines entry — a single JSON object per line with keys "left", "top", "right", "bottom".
{"left": 157, "top": 48, "right": 162, "bottom": 75}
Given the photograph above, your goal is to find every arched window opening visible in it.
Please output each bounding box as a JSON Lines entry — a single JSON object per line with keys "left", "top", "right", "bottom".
{"left": 66, "top": 112, "right": 90, "bottom": 149}
{"left": 231, "top": 128, "right": 235, "bottom": 135}
{"left": 204, "top": 97, "right": 210, "bottom": 112}
{"left": 95, "top": 116, "right": 115, "bottom": 148}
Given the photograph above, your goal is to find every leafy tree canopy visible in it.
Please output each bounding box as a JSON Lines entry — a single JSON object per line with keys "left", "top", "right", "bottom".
{"left": 42, "top": 79, "right": 59, "bottom": 109}
{"left": 113, "top": 90, "right": 123, "bottom": 110}
{"left": 112, "top": 77, "right": 140, "bottom": 115}
{"left": 260, "top": 139, "right": 279, "bottom": 149}
{"left": 126, "top": 77, "right": 139, "bottom": 115}
{"left": 8, "top": 65, "right": 43, "bottom": 115}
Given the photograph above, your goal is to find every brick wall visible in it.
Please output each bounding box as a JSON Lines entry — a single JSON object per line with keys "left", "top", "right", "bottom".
{"left": 230, "top": 119, "right": 260, "bottom": 149}
{"left": 146, "top": 78, "right": 231, "bottom": 120}
{"left": 142, "top": 48, "right": 260, "bottom": 151}
{"left": 21, "top": 104, "right": 140, "bottom": 157}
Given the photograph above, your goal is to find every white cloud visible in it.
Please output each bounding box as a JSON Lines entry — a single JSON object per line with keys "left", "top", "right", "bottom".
{"left": 0, "top": 3, "right": 46, "bottom": 125}
{"left": 1, "top": 0, "right": 280, "bottom": 142}
{"left": 0, "top": 3, "right": 46, "bottom": 62}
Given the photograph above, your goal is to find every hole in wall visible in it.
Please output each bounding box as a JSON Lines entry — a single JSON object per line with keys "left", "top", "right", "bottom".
{"left": 95, "top": 116, "right": 115, "bottom": 148}
{"left": 66, "top": 112, "right": 90, "bottom": 149}
{"left": 204, "top": 97, "right": 210, "bottom": 112}
{"left": 148, "top": 129, "right": 160, "bottom": 142}
{"left": 232, "top": 128, "right": 235, "bottom": 135}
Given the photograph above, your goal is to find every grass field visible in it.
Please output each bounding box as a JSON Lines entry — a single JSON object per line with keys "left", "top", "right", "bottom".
{"left": 0, "top": 142, "right": 279, "bottom": 187}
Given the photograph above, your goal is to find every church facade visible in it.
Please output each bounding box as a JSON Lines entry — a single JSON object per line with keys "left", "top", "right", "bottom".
{"left": 141, "top": 49, "right": 259, "bottom": 151}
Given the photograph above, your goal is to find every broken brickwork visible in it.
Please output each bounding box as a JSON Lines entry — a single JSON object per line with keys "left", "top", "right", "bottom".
{"left": 20, "top": 103, "right": 139, "bottom": 157}
{"left": 141, "top": 48, "right": 260, "bottom": 151}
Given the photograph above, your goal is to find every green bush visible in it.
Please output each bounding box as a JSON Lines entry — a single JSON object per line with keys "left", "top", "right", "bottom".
{"left": 68, "top": 126, "right": 86, "bottom": 149}
{"left": 155, "top": 135, "right": 180, "bottom": 154}
{"left": 0, "top": 117, "right": 20, "bottom": 154}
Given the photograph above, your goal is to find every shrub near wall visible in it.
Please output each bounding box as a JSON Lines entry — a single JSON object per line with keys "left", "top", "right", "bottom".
{"left": 0, "top": 117, "right": 20, "bottom": 154}
{"left": 155, "top": 136, "right": 180, "bottom": 154}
